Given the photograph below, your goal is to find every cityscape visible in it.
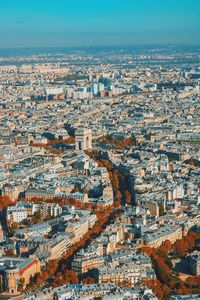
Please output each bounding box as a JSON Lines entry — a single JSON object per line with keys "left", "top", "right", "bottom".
{"left": 0, "top": 1, "right": 200, "bottom": 300}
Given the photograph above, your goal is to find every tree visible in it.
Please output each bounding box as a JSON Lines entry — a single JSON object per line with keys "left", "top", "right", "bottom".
{"left": 158, "top": 203, "right": 165, "bottom": 216}
{"left": 0, "top": 195, "right": 14, "bottom": 209}
{"left": 185, "top": 235, "right": 195, "bottom": 251}
{"left": 63, "top": 269, "right": 78, "bottom": 284}
{"left": 82, "top": 276, "right": 95, "bottom": 284}
{"left": 32, "top": 211, "right": 41, "bottom": 224}
{"left": 188, "top": 231, "right": 198, "bottom": 240}
{"left": 157, "top": 240, "right": 172, "bottom": 259}
{"left": 71, "top": 185, "right": 81, "bottom": 193}
{"left": 116, "top": 191, "right": 122, "bottom": 201}
{"left": 114, "top": 200, "right": 121, "bottom": 209}
{"left": 186, "top": 276, "right": 200, "bottom": 289}
{"left": 174, "top": 239, "right": 187, "bottom": 257}
{"left": 124, "top": 191, "right": 132, "bottom": 205}
{"left": 142, "top": 279, "right": 165, "bottom": 300}
{"left": 5, "top": 249, "right": 16, "bottom": 257}
{"left": 142, "top": 230, "right": 200, "bottom": 299}
{"left": 152, "top": 256, "right": 171, "bottom": 284}
{"left": 10, "top": 222, "right": 20, "bottom": 231}
{"left": 163, "top": 240, "right": 172, "bottom": 252}
{"left": 141, "top": 246, "right": 156, "bottom": 257}
{"left": 18, "top": 278, "right": 25, "bottom": 291}
{"left": 112, "top": 173, "right": 119, "bottom": 191}
{"left": 96, "top": 160, "right": 104, "bottom": 168}
{"left": 35, "top": 275, "right": 43, "bottom": 286}
{"left": 26, "top": 182, "right": 122, "bottom": 291}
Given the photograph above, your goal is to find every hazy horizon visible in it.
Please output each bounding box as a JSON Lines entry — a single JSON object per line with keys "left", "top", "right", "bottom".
{"left": 0, "top": 0, "right": 200, "bottom": 49}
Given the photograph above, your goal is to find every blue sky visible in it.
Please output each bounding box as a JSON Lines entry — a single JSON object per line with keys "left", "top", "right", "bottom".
{"left": 0, "top": 0, "right": 200, "bottom": 48}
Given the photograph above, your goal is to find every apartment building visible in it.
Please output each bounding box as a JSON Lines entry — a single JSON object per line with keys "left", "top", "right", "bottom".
{"left": 72, "top": 248, "right": 104, "bottom": 274}
{"left": 98, "top": 262, "right": 155, "bottom": 286}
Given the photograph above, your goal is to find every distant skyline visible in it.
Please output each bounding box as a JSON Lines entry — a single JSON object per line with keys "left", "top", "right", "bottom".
{"left": 0, "top": 0, "right": 200, "bottom": 49}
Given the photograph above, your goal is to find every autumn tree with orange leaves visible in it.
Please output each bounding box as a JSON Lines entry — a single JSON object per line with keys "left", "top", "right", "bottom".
{"left": 141, "top": 230, "right": 200, "bottom": 299}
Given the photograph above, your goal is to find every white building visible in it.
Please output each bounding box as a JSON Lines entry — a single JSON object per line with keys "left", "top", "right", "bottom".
{"left": 75, "top": 128, "right": 92, "bottom": 151}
